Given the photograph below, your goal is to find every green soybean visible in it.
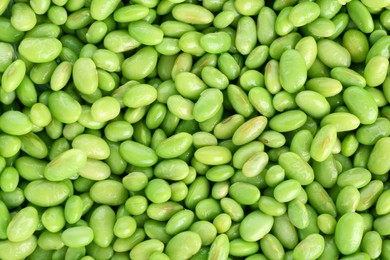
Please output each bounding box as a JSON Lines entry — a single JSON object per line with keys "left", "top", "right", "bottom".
{"left": 335, "top": 212, "right": 364, "bottom": 255}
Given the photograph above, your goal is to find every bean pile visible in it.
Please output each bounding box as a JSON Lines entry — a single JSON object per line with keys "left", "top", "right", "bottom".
{"left": 0, "top": 0, "right": 390, "bottom": 259}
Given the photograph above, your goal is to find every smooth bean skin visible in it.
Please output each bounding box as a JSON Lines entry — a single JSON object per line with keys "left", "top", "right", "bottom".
{"left": 44, "top": 149, "right": 87, "bottom": 181}
{"left": 279, "top": 152, "right": 314, "bottom": 185}
{"left": 119, "top": 140, "right": 158, "bottom": 167}
{"left": 305, "top": 77, "right": 343, "bottom": 97}
{"left": 11, "top": 3, "right": 36, "bottom": 31}
{"left": 208, "top": 234, "right": 230, "bottom": 260}
{"left": 367, "top": 137, "right": 390, "bottom": 175}
{"left": 376, "top": 190, "right": 390, "bottom": 215}
{"left": 317, "top": 39, "right": 351, "bottom": 68}
{"left": 306, "top": 182, "right": 337, "bottom": 217}
{"left": 293, "top": 234, "right": 325, "bottom": 260}
{"left": 64, "top": 195, "right": 83, "bottom": 225}
{"left": 343, "top": 86, "right": 378, "bottom": 125}
{"left": 310, "top": 124, "right": 337, "bottom": 162}
{"left": 89, "top": 205, "right": 116, "bottom": 248}
{"left": 229, "top": 182, "right": 260, "bottom": 206}
{"left": 0, "top": 167, "right": 19, "bottom": 192}
{"left": 295, "top": 90, "right": 330, "bottom": 119}
{"left": 0, "top": 135, "right": 21, "bottom": 159}
{"left": 337, "top": 168, "right": 371, "bottom": 188}
{"left": 229, "top": 238, "right": 260, "bottom": 257}
{"left": 239, "top": 210, "right": 274, "bottom": 242}
{"left": 259, "top": 233, "right": 284, "bottom": 260}
{"left": 357, "top": 180, "right": 384, "bottom": 212}
{"left": 346, "top": 0, "right": 374, "bottom": 34}
{"left": 374, "top": 213, "right": 390, "bottom": 236}
{"left": 165, "top": 231, "right": 202, "bottom": 260}
{"left": 361, "top": 231, "right": 382, "bottom": 259}
{"left": 273, "top": 180, "right": 302, "bottom": 203}
{"left": 172, "top": 4, "right": 214, "bottom": 25}
{"left": 48, "top": 91, "right": 81, "bottom": 124}
{"left": 61, "top": 226, "right": 94, "bottom": 248}
{"left": 321, "top": 112, "right": 360, "bottom": 132}
{"left": 249, "top": 87, "right": 275, "bottom": 118}
{"left": 193, "top": 88, "right": 223, "bottom": 122}
{"left": 89, "top": 180, "right": 128, "bottom": 206}
{"left": 269, "top": 110, "right": 307, "bottom": 133}
{"left": 154, "top": 159, "right": 189, "bottom": 181}
{"left": 335, "top": 212, "right": 364, "bottom": 255}
{"left": 24, "top": 180, "right": 72, "bottom": 207}
{"left": 342, "top": 29, "right": 369, "bottom": 63}
{"left": 6, "top": 206, "right": 38, "bottom": 242}
{"left": 272, "top": 214, "right": 298, "bottom": 250}
{"left": 0, "top": 200, "right": 10, "bottom": 239}
{"left": 19, "top": 37, "right": 62, "bottom": 63}
{"left": 130, "top": 239, "right": 164, "bottom": 260}
{"left": 317, "top": 213, "right": 337, "bottom": 235}
{"left": 232, "top": 116, "right": 267, "bottom": 146}
{"left": 200, "top": 31, "right": 231, "bottom": 54}
{"left": 128, "top": 21, "right": 164, "bottom": 46}
{"left": 336, "top": 185, "right": 360, "bottom": 215}
{"left": 288, "top": 2, "right": 320, "bottom": 27}
{"left": 90, "top": 0, "right": 121, "bottom": 20}
{"left": 2, "top": 59, "right": 26, "bottom": 93}
{"left": 365, "top": 56, "right": 389, "bottom": 87}
{"left": 279, "top": 49, "right": 307, "bottom": 93}
{"left": 0, "top": 235, "right": 37, "bottom": 260}
{"left": 0, "top": 110, "right": 32, "bottom": 136}
{"left": 122, "top": 47, "right": 158, "bottom": 80}
{"left": 156, "top": 132, "right": 192, "bottom": 159}
{"left": 227, "top": 84, "right": 254, "bottom": 117}
{"left": 165, "top": 209, "right": 194, "bottom": 235}
{"left": 236, "top": 16, "right": 257, "bottom": 55}
{"left": 194, "top": 146, "right": 232, "bottom": 165}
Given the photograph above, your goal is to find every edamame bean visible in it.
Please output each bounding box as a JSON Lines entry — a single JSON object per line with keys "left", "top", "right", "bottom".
{"left": 2, "top": 59, "right": 26, "bottom": 93}
{"left": 232, "top": 116, "right": 267, "bottom": 146}
{"left": 272, "top": 214, "right": 298, "bottom": 250}
{"left": 279, "top": 152, "right": 314, "bottom": 185}
{"left": 293, "top": 234, "right": 325, "bottom": 260}
{"left": 11, "top": 3, "right": 36, "bottom": 32}
{"left": 269, "top": 110, "right": 307, "bottom": 133}
{"left": 342, "top": 29, "right": 369, "bottom": 63}
{"left": 288, "top": 2, "right": 320, "bottom": 27}
{"left": 367, "top": 137, "right": 390, "bottom": 175}
{"left": 335, "top": 212, "right": 364, "bottom": 255}
{"left": 19, "top": 38, "right": 62, "bottom": 63}
{"left": 7, "top": 206, "right": 38, "bottom": 242}
{"left": 165, "top": 231, "right": 202, "bottom": 259}
{"left": 193, "top": 88, "right": 223, "bottom": 122}
{"left": 344, "top": 86, "right": 378, "bottom": 125}
{"left": 0, "top": 236, "right": 37, "bottom": 260}
{"left": 240, "top": 210, "right": 273, "bottom": 242}
{"left": 310, "top": 124, "right": 337, "bottom": 162}
{"left": 306, "top": 181, "right": 337, "bottom": 217}
{"left": 346, "top": 0, "right": 374, "bottom": 33}
{"left": 279, "top": 49, "right": 307, "bottom": 94}
{"left": 172, "top": 4, "right": 214, "bottom": 25}
{"left": 89, "top": 180, "right": 128, "bottom": 206}
{"left": 317, "top": 39, "right": 351, "bottom": 68}
{"left": 274, "top": 180, "right": 302, "bottom": 203}
{"left": 122, "top": 47, "right": 158, "bottom": 80}
{"left": 376, "top": 189, "right": 390, "bottom": 215}
{"left": 48, "top": 91, "right": 82, "bottom": 124}
{"left": 194, "top": 146, "right": 232, "bottom": 165}
{"left": 25, "top": 180, "right": 72, "bottom": 207}
{"left": 61, "top": 226, "right": 94, "bottom": 248}
{"left": 321, "top": 112, "right": 360, "bottom": 132}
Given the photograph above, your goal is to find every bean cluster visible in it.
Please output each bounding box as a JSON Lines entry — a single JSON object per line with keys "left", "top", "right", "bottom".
{"left": 0, "top": 0, "right": 390, "bottom": 259}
